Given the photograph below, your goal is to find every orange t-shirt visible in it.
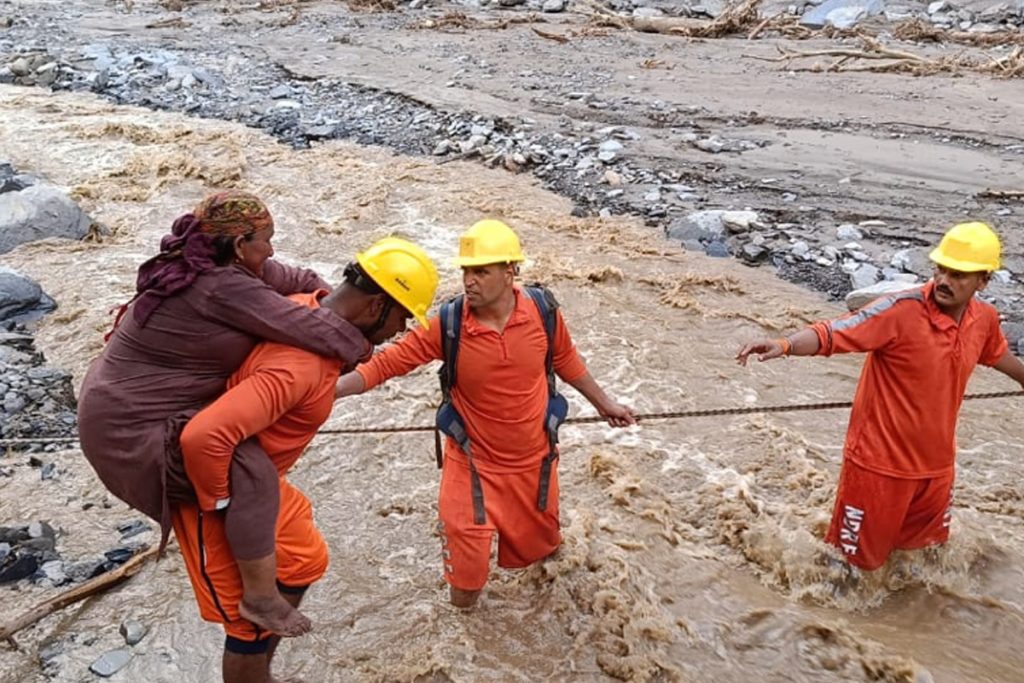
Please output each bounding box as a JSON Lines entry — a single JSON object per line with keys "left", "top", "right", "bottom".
{"left": 811, "top": 281, "right": 1007, "bottom": 479}
{"left": 180, "top": 292, "right": 343, "bottom": 509}
{"left": 357, "top": 287, "right": 588, "bottom": 473}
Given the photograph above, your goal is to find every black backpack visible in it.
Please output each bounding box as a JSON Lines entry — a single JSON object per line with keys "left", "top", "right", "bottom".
{"left": 435, "top": 285, "right": 569, "bottom": 524}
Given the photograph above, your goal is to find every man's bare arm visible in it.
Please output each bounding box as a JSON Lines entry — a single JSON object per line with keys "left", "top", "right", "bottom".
{"left": 991, "top": 350, "right": 1024, "bottom": 388}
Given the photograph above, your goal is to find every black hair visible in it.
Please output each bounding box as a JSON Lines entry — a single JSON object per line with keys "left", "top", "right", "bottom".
{"left": 211, "top": 233, "right": 255, "bottom": 266}
{"left": 343, "top": 262, "right": 386, "bottom": 295}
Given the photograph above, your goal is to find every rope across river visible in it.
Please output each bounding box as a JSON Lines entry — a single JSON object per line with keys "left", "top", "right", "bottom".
{"left": 4, "top": 390, "right": 1021, "bottom": 446}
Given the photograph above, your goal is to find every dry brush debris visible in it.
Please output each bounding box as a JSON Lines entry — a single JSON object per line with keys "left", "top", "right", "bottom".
{"left": 746, "top": 37, "right": 1024, "bottom": 78}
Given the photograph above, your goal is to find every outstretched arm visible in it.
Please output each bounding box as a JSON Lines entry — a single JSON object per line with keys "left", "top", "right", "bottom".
{"left": 991, "top": 350, "right": 1024, "bottom": 388}
{"left": 334, "top": 320, "right": 443, "bottom": 399}
{"left": 566, "top": 371, "right": 636, "bottom": 427}
{"left": 736, "top": 328, "right": 821, "bottom": 366}
{"left": 335, "top": 371, "right": 367, "bottom": 399}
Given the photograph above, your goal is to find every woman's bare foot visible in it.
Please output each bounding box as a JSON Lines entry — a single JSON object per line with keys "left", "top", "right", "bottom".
{"left": 239, "top": 594, "right": 312, "bottom": 637}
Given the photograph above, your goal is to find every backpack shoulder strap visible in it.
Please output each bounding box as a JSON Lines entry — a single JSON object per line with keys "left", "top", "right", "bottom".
{"left": 523, "top": 285, "right": 559, "bottom": 385}
{"left": 438, "top": 294, "right": 464, "bottom": 396}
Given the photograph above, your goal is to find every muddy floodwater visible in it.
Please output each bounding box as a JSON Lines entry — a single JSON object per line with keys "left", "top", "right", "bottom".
{"left": 2, "top": 89, "right": 1023, "bottom": 683}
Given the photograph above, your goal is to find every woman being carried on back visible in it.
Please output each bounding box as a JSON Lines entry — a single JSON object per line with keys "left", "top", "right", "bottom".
{"left": 78, "top": 190, "right": 368, "bottom": 638}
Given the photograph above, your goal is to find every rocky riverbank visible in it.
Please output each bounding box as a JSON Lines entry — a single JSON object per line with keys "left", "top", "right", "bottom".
{"left": 2, "top": 2, "right": 1021, "bottom": 343}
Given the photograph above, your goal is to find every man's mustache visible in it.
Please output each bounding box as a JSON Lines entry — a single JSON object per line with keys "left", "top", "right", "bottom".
{"left": 937, "top": 285, "right": 954, "bottom": 297}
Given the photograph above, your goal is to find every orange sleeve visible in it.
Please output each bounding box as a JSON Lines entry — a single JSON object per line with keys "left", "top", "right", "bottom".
{"left": 552, "top": 309, "right": 588, "bottom": 382}
{"left": 179, "top": 351, "right": 319, "bottom": 511}
{"left": 356, "top": 318, "right": 443, "bottom": 391}
{"left": 811, "top": 299, "right": 902, "bottom": 357}
{"left": 979, "top": 308, "right": 1009, "bottom": 366}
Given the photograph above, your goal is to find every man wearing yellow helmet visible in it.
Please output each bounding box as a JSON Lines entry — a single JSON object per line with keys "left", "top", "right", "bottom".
{"left": 336, "top": 219, "right": 635, "bottom": 608}
{"left": 174, "top": 237, "right": 438, "bottom": 683}
{"left": 736, "top": 222, "right": 1024, "bottom": 572}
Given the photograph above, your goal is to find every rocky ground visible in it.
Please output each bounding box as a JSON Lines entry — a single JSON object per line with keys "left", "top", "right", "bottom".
{"left": 1, "top": 0, "right": 1022, "bottom": 339}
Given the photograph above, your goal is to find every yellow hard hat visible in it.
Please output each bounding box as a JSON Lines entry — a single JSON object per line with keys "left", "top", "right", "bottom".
{"left": 356, "top": 237, "right": 439, "bottom": 329}
{"left": 928, "top": 222, "right": 1001, "bottom": 273}
{"left": 453, "top": 219, "right": 525, "bottom": 267}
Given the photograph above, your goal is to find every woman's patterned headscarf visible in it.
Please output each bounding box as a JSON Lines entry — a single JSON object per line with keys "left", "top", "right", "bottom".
{"left": 110, "top": 191, "right": 274, "bottom": 335}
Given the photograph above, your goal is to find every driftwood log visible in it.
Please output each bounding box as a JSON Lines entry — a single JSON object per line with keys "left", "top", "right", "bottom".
{"left": 0, "top": 544, "right": 159, "bottom": 649}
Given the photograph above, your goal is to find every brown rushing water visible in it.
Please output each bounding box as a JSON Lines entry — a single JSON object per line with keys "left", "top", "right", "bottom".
{"left": 1, "top": 88, "right": 1022, "bottom": 683}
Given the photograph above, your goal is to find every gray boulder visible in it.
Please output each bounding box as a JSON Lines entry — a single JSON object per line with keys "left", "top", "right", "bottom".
{"left": 850, "top": 263, "right": 880, "bottom": 290}
{"left": 801, "top": 0, "right": 886, "bottom": 28}
{"left": 0, "top": 267, "right": 56, "bottom": 323}
{"left": 890, "top": 247, "right": 933, "bottom": 277}
{"left": 0, "top": 185, "right": 92, "bottom": 255}
{"left": 666, "top": 210, "right": 760, "bottom": 243}
{"left": 89, "top": 649, "right": 132, "bottom": 677}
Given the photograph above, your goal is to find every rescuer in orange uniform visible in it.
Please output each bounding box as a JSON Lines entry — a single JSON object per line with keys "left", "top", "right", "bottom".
{"left": 737, "top": 222, "right": 1024, "bottom": 570}
{"left": 175, "top": 238, "right": 438, "bottom": 683}
{"left": 335, "top": 219, "right": 636, "bottom": 608}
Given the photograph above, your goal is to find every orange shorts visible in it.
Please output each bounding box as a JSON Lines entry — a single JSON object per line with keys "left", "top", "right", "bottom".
{"left": 171, "top": 478, "right": 329, "bottom": 641}
{"left": 438, "top": 459, "right": 561, "bottom": 592}
{"left": 825, "top": 459, "right": 953, "bottom": 570}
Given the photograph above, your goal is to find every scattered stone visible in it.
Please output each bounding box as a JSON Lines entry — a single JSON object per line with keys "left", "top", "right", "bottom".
{"left": 668, "top": 210, "right": 760, "bottom": 242}
{"left": 36, "top": 559, "right": 67, "bottom": 585}
{"left": 845, "top": 279, "right": 921, "bottom": 311}
{"left": 836, "top": 224, "right": 863, "bottom": 241}
{"left": 38, "top": 641, "right": 63, "bottom": 670}
{"left": 120, "top": 619, "right": 149, "bottom": 646}
{"left": 117, "top": 519, "right": 152, "bottom": 539}
{"left": 1002, "top": 322, "right": 1024, "bottom": 355}
{"left": 0, "top": 526, "right": 30, "bottom": 544}
{"left": 28, "top": 520, "right": 55, "bottom": 539}
{"left": 104, "top": 546, "right": 140, "bottom": 566}
{"left": 790, "top": 240, "right": 811, "bottom": 258}
{"left": 542, "top": 0, "right": 566, "bottom": 11}
{"left": 20, "top": 535, "right": 56, "bottom": 554}
{"left": 705, "top": 241, "right": 730, "bottom": 258}
{"left": 65, "top": 557, "right": 108, "bottom": 582}
{"left": 89, "top": 648, "right": 132, "bottom": 678}
{"left": 0, "top": 266, "right": 57, "bottom": 324}
{"left": 890, "top": 247, "right": 933, "bottom": 276}
{"left": 721, "top": 210, "right": 761, "bottom": 234}
{"left": 9, "top": 57, "right": 30, "bottom": 77}
{"left": 0, "top": 184, "right": 92, "bottom": 255}
{"left": 801, "top": 0, "right": 886, "bottom": 28}
{"left": 268, "top": 84, "right": 291, "bottom": 99}
{"left": 741, "top": 243, "right": 770, "bottom": 263}
{"left": 0, "top": 552, "right": 39, "bottom": 583}
{"left": 850, "top": 263, "right": 880, "bottom": 290}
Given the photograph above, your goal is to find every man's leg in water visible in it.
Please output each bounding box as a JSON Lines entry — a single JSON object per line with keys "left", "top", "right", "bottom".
{"left": 438, "top": 461, "right": 493, "bottom": 608}
{"left": 172, "top": 481, "right": 329, "bottom": 682}
{"left": 223, "top": 587, "right": 307, "bottom": 683}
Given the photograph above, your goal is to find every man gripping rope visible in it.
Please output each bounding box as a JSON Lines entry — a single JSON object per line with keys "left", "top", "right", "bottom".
{"left": 736, "top": 222, "right": 1024, "bottom": 570}
{"left": 335, "top": 219, "right": 635, "bottom": 608}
